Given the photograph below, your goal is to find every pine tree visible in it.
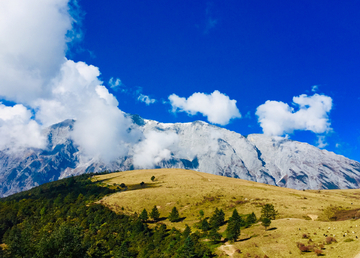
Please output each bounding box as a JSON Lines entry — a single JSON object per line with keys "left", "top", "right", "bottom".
{"left": 261, "top": 204, "right": 278, "bottom": 220}
{"left": 175, "top": 236, "right": 196, "bottom": 258}
{"left": 168, "top": 207, "right": 180, "bottom": 222}
{"left": 200, "top": 218, "right": 210, "bottom": 232}
{"left": 261, "top": 217, "right": 271, "bottom": 231}
{"left": 208, "top": 226, "right": 221, "bottom": 242}
{"left": 139, "top": 208, "right": 148, "bottom": 222}
{"left": 225, "top": 209, "right": 241, "bottom": 242}
{"left": 209, "top": 208, "right": 225, "bottom": 229}
{"left": 246, "top": 212, "right": 257, "bottom": 225}
{"left": 183, "top": 224, "right": 191, "bottom": 238}
{"left": 150, "top": 205, "right": 160, "bottom": 221}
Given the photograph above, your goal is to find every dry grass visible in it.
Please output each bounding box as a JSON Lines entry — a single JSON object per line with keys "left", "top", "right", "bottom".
{"left": 94, "top": 168, "right": 360, "bottom": 257}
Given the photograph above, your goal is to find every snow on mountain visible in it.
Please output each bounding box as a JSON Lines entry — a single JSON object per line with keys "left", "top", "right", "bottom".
{"left": 1, "top": 114, "right": 360, "bottom": 197}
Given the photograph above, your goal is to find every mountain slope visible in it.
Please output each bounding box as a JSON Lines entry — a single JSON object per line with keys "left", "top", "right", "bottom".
{"left": 1, "top": 115, "right": 360, "bottom": 197}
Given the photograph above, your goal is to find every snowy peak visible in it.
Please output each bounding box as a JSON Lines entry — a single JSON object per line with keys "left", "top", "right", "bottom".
{"left": 1, "top": 116, "right": 360, "bottom": 197}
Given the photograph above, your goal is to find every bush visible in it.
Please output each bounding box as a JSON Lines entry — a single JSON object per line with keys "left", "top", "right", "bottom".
{"left": 302, "top": 233, "right": 309, "bottom": 239}
{"left": 325, "top": 236, "right": 337, "bottom": 244}
{"left": 314, "top": 249, "right": 323, "bottom": 256}
{"left": 299, "top": 245, "right": 309, "bottom": 252}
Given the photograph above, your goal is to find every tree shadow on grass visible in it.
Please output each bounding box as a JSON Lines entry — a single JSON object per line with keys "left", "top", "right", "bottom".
{"left": 238, "top": 237, "right": 252, "bottom": 242}
{"left": 267, "top": 227, "right": 277, "bottom": 231}
{"left": 172, "top": 217, "right": 186, "bottom": 222}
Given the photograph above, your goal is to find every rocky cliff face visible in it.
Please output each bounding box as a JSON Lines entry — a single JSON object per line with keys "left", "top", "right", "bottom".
{"left": 1, "top": 115, "right": 360, "bottom": 197}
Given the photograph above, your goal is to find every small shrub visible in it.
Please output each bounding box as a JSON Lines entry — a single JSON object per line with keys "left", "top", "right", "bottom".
{"left": 344, "top": 238, "right": 354, "bottom": 242}
{"left": 319, "top": 244, "right": 324, "bottom": 249}
{"left": 296, "top": 242, "right": 304, "bottom": 248}
{"left": 299, "top": 245, "right": 309, "bottom": 252}
{"left": 325, "top": 236, "right": 337, "bottom": 244}
{"left": 302, "top": 233, "right": 309, "bottom": 239}
{"left": 151, "top": 176, "right": 155, "bottom": 181}
{"left": 314, "top": 249, "right": 323, "bottom": 256}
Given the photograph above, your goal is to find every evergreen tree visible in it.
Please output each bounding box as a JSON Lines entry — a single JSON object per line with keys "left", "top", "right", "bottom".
{"left": 261, "top": 217, "right": 271, "bottom": 230}
{"left": 246, "top": 212, "right": 257, "bottom": 225}
{"left": 230, "top": 209, "right": 241, "bottom": 222}
{"left": 208, "top": 227, "right": 221, "bottom": 242}
{"left": 209, "top": 208, "right": 225, "bottom": 228}
{"left": 261, "top": 204, "right": 278, "bottom": 220}
{"left": 150, "top": 205, "right": 160, "bottom": 221}
{"left": 200, "top": 218, "right": 210, "bottom": 232}
{"left": 139, "top": 208, "right": 148, "bottom": 222}
{"left": 225, "top": 209, "right": 241, "bottom": 242}
{"left": 168, "top": 207, "right": 180, "bottom": 222}
{"left": 175, "top": 236, "right": 196, "bottom": 258}
{"left": 183, "top": 224, "right": 191, "bottom": 238}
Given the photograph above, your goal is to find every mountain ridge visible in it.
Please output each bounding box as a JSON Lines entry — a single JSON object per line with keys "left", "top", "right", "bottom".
{"left": 1, "top": 114, "right": 360, "bottom": 197}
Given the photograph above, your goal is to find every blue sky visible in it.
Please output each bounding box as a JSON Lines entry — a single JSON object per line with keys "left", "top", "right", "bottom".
{"left": 0, "top": 0, "right": 359, "bottom": 162}
{"left": 72, "top": 1, "right": 360, "bottom": 161}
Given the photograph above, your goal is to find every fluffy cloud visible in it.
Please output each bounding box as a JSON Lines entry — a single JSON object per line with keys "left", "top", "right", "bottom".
{"left": 0, "top": 1, "right": 139, "bottom": 163}
{"left": 132, "top": 131, "right": 179, "bottom": 169}
{"left": 168, "top": 90, "right": 241, "bottom": 125}
{"left": 0, "top": 104, "right": 46, "bottom": 151}
{"left": 34, "top": 60, "right": 137, "bottom": 162}
{"left": 256, "top": 93, "right": 332, "bottom": 136}
{"left": 0, "top": 0, "right": 74, "bottom": 104}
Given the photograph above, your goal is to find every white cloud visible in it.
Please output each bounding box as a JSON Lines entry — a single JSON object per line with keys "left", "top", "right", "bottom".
{"left": 0, "top": 103, "right": 46, "bottom": 151}
{"left": 316, "top": 135, "right": 328, "bottom": 148}
{"left": 34, "top": 59, "right": 137, "bottom": 163}
{"left": 138, "top": 94, "right": 156, "bottom": 105}
{"left": 95, "top": 85, "right": 119, "bottom": 107}
{"left": 312, "top": 85, "right": 319, "bottom": 92}
{"left": 0, "top": 1, "right": 141, "bottom": 163}
{"left": 132, "top": 131, "right": 179, "bottom": 169}
{"left": 168, "top": 90, "right": 241, "bottom": 125}
{"left": 256, "top": 93, "right": 332, "bottom": 136}
{"left": 0, "top": 0, "right": 75, "bottom": 104}
{"left": 108, "top": 77, "right": 122, "bottom": 89}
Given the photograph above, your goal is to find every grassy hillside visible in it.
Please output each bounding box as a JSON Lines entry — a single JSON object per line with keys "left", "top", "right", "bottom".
{"left": 0, "top": 173, "right": 213, "bottom": 258}
{"left": 95, "top": 168, "right": 360, "bottom": 258}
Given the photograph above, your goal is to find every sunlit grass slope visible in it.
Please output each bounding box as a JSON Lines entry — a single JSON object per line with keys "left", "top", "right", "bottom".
{"left": 94, "top": 168, "right": 360, "bottom": 257}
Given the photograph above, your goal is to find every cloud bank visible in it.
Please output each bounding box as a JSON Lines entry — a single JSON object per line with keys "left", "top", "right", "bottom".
{"left": 256, "top": 93, "right": 332, "bottom": 136}
{"left": 0, "top": 0, "right": 138, "bottom": 163}
{"left": 169, "top": 90, "right": 241, "bottom": 125}
{"left": 0, "top": 0, "right": 74, "bottom": 104}
{"left": 0, "top": 0, "right": 182, "bottom": 167}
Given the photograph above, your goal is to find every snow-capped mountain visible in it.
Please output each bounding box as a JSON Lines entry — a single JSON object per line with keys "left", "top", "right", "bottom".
{"left": 1, "top": 114, "right": 360, "bottom": 197}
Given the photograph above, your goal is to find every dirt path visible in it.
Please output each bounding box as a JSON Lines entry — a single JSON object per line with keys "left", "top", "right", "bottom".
{"left": 354, "top": 252, "right": 360, "bottom": 258}
{"left": 219, "top": 243, "right": 237, "bottom": 257}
